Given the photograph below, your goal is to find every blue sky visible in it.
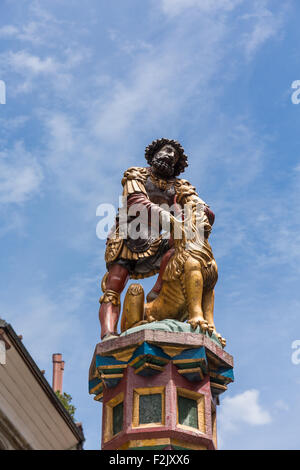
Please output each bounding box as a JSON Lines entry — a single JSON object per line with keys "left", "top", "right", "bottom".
{"left": 0, "top": 0, "right": 300, "bottom": 450}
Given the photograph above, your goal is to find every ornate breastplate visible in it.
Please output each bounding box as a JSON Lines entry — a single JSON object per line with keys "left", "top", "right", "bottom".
{"left": 124, "top": 174, "right": 176, "bottom": 253}
{"left": 145, "top": 174, "right": 176, "bottom": 207}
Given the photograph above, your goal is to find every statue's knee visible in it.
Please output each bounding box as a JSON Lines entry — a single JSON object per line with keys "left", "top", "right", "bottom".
{"left": 127, "top": 283, "right": 144, "bottom": 296}
{"left": 121, "top": 283, "right": 144, "bottom": 332}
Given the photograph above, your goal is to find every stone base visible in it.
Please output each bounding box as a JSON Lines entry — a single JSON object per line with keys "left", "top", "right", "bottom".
{"left": 89, "top": 328, "right": 234, "bottom": 450}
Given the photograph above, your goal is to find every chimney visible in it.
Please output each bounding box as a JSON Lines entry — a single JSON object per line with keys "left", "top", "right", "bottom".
{"left": 52, "top": 353, "right": 65, "bottom": 394}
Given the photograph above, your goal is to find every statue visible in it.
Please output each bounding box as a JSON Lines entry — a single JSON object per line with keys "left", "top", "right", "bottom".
{"left": 91, "top": 140, "right": 232, "bottom": 450}
{"left": 98, "top": 138, "right": 224, "bottom": 345}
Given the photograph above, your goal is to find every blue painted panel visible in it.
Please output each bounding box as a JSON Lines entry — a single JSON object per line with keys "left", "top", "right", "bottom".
{"left": 95, "top": 354, "right": 127, "bottom": 367}
{"left": 172, "top": 347, "right": 207, "bottom": 362}
{"left": 130, "top": 342, "right": 170, "bottom": 362}
{"left": 214, "top": 367, "right": 234, "bottom": 381}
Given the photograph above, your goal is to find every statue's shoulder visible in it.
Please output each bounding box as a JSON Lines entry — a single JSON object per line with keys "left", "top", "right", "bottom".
{"left": 121, "top": 166, "right": 149, "bottom": 186}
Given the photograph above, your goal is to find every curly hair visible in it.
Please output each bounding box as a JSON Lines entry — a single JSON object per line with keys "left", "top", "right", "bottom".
{"left": 145, "top": 138, "right": 188, "bottom": 176}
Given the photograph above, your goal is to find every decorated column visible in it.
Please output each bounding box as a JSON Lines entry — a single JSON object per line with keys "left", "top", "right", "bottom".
{"left": 89, "top": 323, "right": 233, "bottom": 450}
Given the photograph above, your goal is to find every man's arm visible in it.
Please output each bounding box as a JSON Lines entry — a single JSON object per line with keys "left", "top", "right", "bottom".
{"left": 121, "top": 167, "right": 165, "bottom": 228}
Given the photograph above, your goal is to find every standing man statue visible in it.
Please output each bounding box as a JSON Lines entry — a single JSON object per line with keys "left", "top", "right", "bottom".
{"left": 99, "top": 138, "right": 216, "bottom": 341}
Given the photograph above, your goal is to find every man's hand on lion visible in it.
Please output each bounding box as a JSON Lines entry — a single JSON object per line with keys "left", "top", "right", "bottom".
{"left": 160, "top": 210, "right": 186, "bottom": 246}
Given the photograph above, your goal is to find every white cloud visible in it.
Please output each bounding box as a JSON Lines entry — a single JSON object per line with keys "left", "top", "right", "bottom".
{"left": 160, "top": 0, "right": 287, "bottom": 63}
{"left": 0, "top": 25, "right": 19, "bottom": 37}
{"left": 0, "top": 46, "right": 89, "bottom": 96}
{"left": 92, "top": 57, "right": 179, "bottom": 139}
{"left": 241, "top": 1, "right": 286, "bottom": 59}
{"left": 220, "top": 389, "right": 272, "bottom": 432}
{"left": 0, "top": 142, "right": 43, "bottom": 205}
{"left": 92, "top": 13, "right": 228, "bottom": 142}
{"left": 5, "top": 50, "right": 59, "bottom": 75}
{"left": 0, "top": 2, "right": 73, "bottom": 46}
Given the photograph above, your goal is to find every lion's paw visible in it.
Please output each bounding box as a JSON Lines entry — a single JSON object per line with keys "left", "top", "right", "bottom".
{"left": 216, "top": 333, "right": 226, "bottom": 348}
{"left": 207, "top": 324, "right": 215, "bottom": 336}
{"left": 188, "top": 318, "right": 208, "bottom": 333}
{"left": 146, "top": 314, "right": 156, "bottom": 323}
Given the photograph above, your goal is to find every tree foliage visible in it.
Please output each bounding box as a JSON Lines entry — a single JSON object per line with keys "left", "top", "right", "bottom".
{"left": 55, "top": 391, "right": 76, "bottom": 420}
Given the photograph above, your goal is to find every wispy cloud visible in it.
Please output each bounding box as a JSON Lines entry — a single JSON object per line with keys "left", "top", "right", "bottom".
{"left": 241, "top": 0, "right": 287, "bottom": 60}
{"left": 160, "top": 0, "right": 242, "bottom": 17}
{"left": 6, "top": 50, "right": 60, "bottom": 75}
{"left": 0, "top": 25, "right": 19, "bottom": 37}
{"left": 219, "top": 389, "right": 272, "bottom": 432}
{"left": 160, "top": 0, "right": 288, "bottom": 64}
{"left": 0, "top": 1, "right": 76, "bottom": 46}
{"left": 0, "top": 47, "right": 89, "bottom": 96}
{"left": 0, "top": 141, "right": 43, "bottom": 205}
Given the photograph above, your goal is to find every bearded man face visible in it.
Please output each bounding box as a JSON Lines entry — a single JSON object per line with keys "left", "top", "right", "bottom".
{"left": 151, "top": 144, "right": 179, "bottom": 178}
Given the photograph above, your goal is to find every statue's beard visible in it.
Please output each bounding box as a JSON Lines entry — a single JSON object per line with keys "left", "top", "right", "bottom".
{"left": 151, "top": 155, "right": 175, "bottom": 178}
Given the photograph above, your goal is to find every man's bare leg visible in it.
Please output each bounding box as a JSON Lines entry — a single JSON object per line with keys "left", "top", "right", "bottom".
{"left": 146, "top": 247, "right": 175, "bottom": 302}
{"left": 99, "top": 264, "right": 129, "bottom": 340}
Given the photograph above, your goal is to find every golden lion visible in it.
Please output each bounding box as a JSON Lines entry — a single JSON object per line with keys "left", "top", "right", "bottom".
{"left": 120, "top": 206, "right": 226, "bottom": 347}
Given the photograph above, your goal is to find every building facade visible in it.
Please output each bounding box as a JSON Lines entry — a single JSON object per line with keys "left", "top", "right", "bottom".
{"left": 0, "top": 319, "right": 84, "bottom": 450}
